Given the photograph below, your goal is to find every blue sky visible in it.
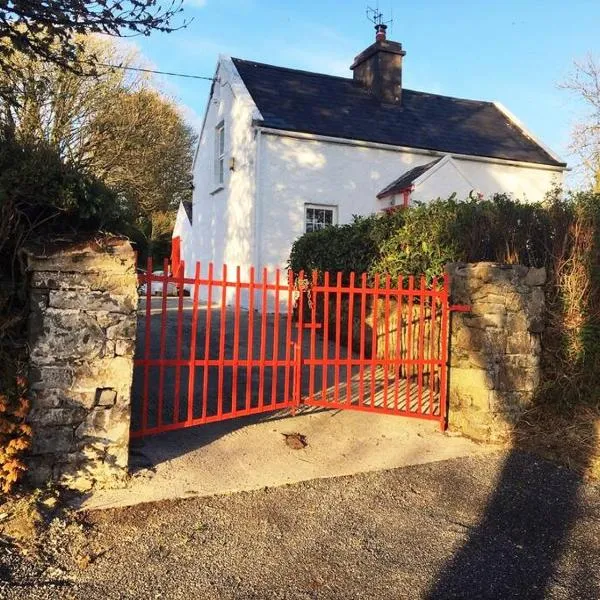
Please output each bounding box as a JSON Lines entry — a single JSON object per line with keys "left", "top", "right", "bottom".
{"left": 135, "top": 0, "right": 600, "bottom": 175}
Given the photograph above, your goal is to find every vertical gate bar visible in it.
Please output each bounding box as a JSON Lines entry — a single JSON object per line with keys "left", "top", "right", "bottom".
{"left": 346, "top": 272, "right": 356, "bottom": 405}
{"left": 428, "top": 277, "right": 438, "bottom": 415}
{"left": 173, "top": 260, "right": 186, "bottom": 425}
{"left": 258, "top": 267, "right": 268, "bottom": 410}
{"left": 333, "top": 271, "right": 342, "bottom": 405}
{"left": 245, "top": 266, "right": 255, "bottom": 412}
{"left": 217, "top": 264, "right": 228, "bottom": 419}
{"left": 271, "top": 269, "right": 281, "bottom": 407}
{"left": 187, "top": 262, "right": 201, "bottom": 425}
{"left": 383, "top": 274, "right": 391, "bottom": 410}
{"left": 370, "top": 273, "right": 380, "bottom": 409}
{"left": 359, "top": 273, "right": 367, "bottom": 408}
{"left": 404, "top": 275, "right": 415, "bottom": 413}
{"left": 308, "top": 270, "right": 318, "bottom": 402}
{"left": 438, "top": 273, "right": 450, "bottom": 430}
{"left": 201, "top": 263, "right": 214, "bottom": 421}
{"left": 157, "top": 258, "right": 169, "bottom": 430}
{"left": 392, "top": 275, "right": 403, "bottom": 412}
{"left": 294, "top": 270, "right": 306, "bottom": 412}
{"left": 231, "top": 266, "right": 241, "bottom": 415}
{"left": 142, "top": 256, "right": 153, "bottom": 434}
{"left": 321, "top": 271, "right": 330, "bottom": 403}
{"left": 417, "top": 275, "right": 427, "bottom": 415}
{"left": 292, "top": 342, "right": 300, "bottom": 412}
{"left": 283, "top": 270, "right": 294, "bottom": 405}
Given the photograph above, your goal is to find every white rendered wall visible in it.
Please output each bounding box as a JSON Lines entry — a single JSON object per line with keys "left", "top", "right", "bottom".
{"left": 191, "top": 59, "right": 258, "bottom": 280}
{"left": 455, "top": 157, "right": 562, "bottom": 203}
{"left": 172, "top": 202, "right": 194, "bottom": 271}
{"left": 411, "top": 158, "right": 474, "bottom": 204}
{"left": 256, "top": 132, "right": 563, "bottom": 270}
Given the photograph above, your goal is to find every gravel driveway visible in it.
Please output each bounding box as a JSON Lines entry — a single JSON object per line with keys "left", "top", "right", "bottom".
{"left": 4, "top": 450, "right": 600, "bottom": 599}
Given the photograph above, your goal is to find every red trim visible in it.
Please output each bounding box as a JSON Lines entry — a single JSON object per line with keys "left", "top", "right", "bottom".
{"left": 170, "top": 236, "right": 182, "bottom": 277}
{"left": 402, "top": 188, "right": 411, "bottom": 208}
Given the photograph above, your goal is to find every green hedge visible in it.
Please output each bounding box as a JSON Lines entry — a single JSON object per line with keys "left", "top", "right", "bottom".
{"left": 289, "top": 193, "right": 558, "bottom": 281}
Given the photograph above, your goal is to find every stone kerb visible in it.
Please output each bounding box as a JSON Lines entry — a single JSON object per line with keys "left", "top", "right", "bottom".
{"left": 446, "top": 262, "right": 545, "bottom": 442}
{"left": 25, "top": 238, "right": 138, "bottom": 491}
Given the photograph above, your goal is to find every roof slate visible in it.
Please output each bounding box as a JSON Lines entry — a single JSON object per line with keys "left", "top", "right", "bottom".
{"left": 182, "top": 201, "right": 192, "bottom": 223}
{"left": 376, "top": 158, "right": 442, "bottom": 199}
{"left": 232, "top": 58, "right": 565, "bottom": 168}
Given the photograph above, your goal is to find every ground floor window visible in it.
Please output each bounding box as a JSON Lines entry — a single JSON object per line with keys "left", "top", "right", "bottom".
{"left": 305, "top": 204, "right": 337, "bottom": 233}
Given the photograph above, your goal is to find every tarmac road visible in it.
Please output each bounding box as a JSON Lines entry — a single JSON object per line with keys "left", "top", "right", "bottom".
{"left": 4, "top": 450, "right": 599, "bottom": 599}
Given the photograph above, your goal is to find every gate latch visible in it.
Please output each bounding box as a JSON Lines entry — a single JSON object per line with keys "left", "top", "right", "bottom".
{"left": 449, "top": 304, "right": 471, "bottom": 312}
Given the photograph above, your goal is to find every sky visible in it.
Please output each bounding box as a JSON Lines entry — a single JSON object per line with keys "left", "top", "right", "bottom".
{"left": 133, "top": 0, "right": 600, "bottom": 178}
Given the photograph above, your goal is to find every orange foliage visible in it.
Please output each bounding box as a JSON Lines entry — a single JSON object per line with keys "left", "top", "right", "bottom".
{"left": 0, "top": 374, "right": 31, "bottom": 494}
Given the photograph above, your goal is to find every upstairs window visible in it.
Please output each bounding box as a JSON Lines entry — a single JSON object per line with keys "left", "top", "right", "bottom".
{"left": 215, "top": 122, "right": 225, "bottom": 185}
{"left": 305, "top": 204, "right": 336, "bottom": 233}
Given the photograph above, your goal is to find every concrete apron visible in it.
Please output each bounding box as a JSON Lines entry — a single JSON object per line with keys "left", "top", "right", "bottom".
{"left": 80, "top": 408, "right": 495, "bottom": 510}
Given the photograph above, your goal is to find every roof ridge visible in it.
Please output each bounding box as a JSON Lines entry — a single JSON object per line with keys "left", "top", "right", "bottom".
{"left": 231, "top": 56, "right": 495, "bottom": 106}
{"left": 231, "top": 57, "right": 353, "bottom": 83}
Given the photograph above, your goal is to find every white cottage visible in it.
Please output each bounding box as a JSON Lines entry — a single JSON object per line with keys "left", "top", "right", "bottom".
{"left": 175, "top": 24, "right": 566, "bottom": 280}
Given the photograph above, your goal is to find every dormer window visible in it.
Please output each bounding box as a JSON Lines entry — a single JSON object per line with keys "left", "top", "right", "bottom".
{"left": 215, "top": 121, "right": 225, "bottom": 185}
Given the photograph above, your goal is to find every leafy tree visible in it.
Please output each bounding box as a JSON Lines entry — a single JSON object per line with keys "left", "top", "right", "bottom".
{"left": 0, "top": 34, "right": 196, "bottom": 257}
{"left": 88, "top": 87, "right": 196, "bottom": 255}
{"left": 561, "top": 55, "right": 600, "bottom": 191}
{"left": 0, "top": 0, "right": 185, "bottom": 79}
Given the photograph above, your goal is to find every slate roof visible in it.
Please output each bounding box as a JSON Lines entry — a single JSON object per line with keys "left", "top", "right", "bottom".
{"left": 182, "top": 201, "right": 192, "bottom": 223}
{"left": 232, "top": 58, "right": 565, "bottom": 168}
{"left": 376, "top": 158, "right": 442, "bottom": 199}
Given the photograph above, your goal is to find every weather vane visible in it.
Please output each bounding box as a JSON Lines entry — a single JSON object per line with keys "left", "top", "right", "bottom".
{"left": 366, "top": 4, "right": 394, "bottom": 40}
{"left": 366, "top": 5, "right": 393, "bottom": 28}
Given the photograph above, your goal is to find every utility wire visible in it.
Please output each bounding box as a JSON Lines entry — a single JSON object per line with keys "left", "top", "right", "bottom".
{"left": 97, "top": 62, "right": 215, "bottom": 81}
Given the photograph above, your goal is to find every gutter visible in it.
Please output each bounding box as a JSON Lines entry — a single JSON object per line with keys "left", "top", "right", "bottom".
{"left": 255, "top": 126, "right": 568, "bottom": 173}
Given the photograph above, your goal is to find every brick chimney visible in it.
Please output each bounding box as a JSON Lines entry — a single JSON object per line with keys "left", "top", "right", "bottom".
{"left": 350, "top": 24, "right": 406, "bottom": 104}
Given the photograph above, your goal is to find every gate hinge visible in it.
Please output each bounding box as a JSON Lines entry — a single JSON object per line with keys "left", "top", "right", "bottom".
{"left": 450, "top": 304, "right": 471, "bottom": 312}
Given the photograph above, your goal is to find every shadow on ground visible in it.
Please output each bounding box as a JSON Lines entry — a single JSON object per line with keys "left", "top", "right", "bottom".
{"left": 426, "top": 278, "right": 598, "bottom": 599}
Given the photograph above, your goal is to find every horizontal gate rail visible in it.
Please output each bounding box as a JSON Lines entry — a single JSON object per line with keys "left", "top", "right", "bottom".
{"left": 131, "top": 260, "right": 451, "bottom": 439}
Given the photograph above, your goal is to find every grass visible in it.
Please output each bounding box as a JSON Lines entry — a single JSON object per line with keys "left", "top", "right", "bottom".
{"left": 514, "top": 405, "right": 600, "bottom": 481}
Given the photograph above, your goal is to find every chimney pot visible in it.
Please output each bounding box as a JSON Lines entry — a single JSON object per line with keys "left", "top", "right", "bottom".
{"left": 375, "top": 23, "right": 387, "bottom": 42}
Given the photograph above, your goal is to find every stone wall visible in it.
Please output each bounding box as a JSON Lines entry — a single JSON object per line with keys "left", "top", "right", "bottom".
{"left": 26, "top": 238, "right": 138, "bottom": 490}
{"left": 447, "top": 262, "right": 545, "bottom": 442}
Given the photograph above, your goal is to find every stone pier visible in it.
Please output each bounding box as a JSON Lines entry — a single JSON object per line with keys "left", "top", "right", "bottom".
{"left": 447, "top": 262, "right": 545, "bottom": 442}
{"left": 26, "top": 238, "right": 138, "bottom": 490}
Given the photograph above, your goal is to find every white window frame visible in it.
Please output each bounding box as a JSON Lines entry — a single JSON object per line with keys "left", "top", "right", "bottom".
{"left": 214, "top": 121, "right": 225, "bottom": 187}
{"left": 304, "top": 204, "right": 337, "bottom": 233}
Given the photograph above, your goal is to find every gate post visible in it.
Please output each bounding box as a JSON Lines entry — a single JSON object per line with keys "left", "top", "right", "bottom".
{"left": 446, "top": 262, "right": 545, "bottom": 442}
{"left": 26, "top": 237, "right": 138, "bottom": 491}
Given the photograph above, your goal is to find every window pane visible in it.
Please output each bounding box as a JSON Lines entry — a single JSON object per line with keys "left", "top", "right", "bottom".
{"left": 305, "top": 206, "right": 334, "bottom": 233}
{"left": 219, "top": 126, "right": 225, "bottom": 155}
{"left": 218, "top": 157, "right": 224, "bottom": 184}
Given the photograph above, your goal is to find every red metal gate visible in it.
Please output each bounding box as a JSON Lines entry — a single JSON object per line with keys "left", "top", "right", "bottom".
{"left": 130, "top": 260, "right": 453, "bottom": 439}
